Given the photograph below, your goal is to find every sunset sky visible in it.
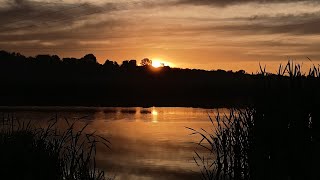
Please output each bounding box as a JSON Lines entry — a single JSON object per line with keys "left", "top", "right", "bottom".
{"left": 1, "top": 0, "right": 319, "bottom": 72}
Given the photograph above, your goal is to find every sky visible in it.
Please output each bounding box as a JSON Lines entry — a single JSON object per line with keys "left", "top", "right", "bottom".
{"left": 1, "top": 0, "right": 320, "bottom": 72}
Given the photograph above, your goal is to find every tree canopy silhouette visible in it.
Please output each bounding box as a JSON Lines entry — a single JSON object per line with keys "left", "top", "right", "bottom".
{"left": 140, "top": 58, "right": 152, "bottom": 66}
{"left": 0, "top": 50, "right": 251, "bottom": 107}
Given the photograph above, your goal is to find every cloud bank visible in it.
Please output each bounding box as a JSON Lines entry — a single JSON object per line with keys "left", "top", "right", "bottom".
{"left": 0, "top": 0, "right": 320, "bottom": 71}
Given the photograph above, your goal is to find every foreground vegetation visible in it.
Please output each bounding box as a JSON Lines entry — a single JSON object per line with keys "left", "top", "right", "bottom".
{"left": 0, "top": 113, "right": 111, "bottom": 180}
{"left": 191, "top": 62, "right": 320, "bottom": 180}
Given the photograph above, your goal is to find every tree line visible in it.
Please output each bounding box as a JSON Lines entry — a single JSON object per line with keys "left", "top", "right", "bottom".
{"left": 0, "top": 50, "right": 251, "bottom": 107}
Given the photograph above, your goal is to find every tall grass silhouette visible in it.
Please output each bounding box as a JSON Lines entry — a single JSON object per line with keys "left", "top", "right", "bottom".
{"left": 188, "top": 109, "right": 254, "bottom": 180}
{"left": 190, "top": 61, "right": 320, "bottom": 180}
{"left": 0, "top": 113, "right": 112, "bottom": 180}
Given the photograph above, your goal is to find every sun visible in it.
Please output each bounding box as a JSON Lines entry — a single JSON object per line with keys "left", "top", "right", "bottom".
{"left": 151, "top": 58, "right": 174, "bottom": 68}
{"left": 152, "top": 59, "right": 164, "bottom": 68}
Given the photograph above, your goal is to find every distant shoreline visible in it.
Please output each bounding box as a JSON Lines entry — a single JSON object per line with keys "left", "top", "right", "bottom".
{"left": 0, "top": 105, "right": 236, "bottom": 111}
{"left": 0, "top": 50, "right": 252, "bottom": 110}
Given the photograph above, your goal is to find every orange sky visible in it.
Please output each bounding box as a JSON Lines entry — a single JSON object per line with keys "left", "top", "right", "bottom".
{"left": 1, "top": 0, "right": 320, "bottom": 73}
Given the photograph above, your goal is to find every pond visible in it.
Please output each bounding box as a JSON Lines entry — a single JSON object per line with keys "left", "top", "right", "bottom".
{"left": 1, "top": 107, "right": 227, "bottom": 180}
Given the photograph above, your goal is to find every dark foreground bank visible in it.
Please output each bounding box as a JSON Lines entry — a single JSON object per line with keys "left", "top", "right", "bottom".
{"left": 0, "top": 113, "right": 111, "bottom": 180}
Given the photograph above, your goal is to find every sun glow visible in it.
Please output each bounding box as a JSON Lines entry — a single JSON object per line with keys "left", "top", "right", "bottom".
{"left": 151, "top": 58, "right": 174, "bottom": 68}
{"left": 152, "top": 60, "right": 164, "bottom": 68}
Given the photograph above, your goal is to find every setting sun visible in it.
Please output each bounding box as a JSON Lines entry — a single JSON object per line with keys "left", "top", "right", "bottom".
{"left": 152, "top": 60, "right": 164, "bottom": 68}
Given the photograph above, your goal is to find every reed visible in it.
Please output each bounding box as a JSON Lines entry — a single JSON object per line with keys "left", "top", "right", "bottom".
{"left": 190, "top": 61, "right": 320, "bottom": 180}
{"left": 188, "top": 108, "right": 254, "bottom": 180}
{"left": 0, "top": 113, "right": 112, "bottom": 180}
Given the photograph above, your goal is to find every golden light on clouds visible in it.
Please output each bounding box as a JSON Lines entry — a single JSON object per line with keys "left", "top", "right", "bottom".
{"left": 1, "top": 0, "right": 320, "bottom": 72}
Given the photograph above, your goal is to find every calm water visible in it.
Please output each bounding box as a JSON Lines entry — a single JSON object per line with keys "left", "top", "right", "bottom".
{"left": 3, "top": 107, "right": 226, "bottom": 180}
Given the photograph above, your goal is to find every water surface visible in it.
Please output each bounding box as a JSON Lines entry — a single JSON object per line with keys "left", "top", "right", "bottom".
{"left": 3, "top": 107, "right": 224, "bottom": 180}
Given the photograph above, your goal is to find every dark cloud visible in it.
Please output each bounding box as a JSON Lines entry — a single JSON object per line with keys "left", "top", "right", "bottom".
{"left": 140, "top": 12, "right": 320, "bottom": 36}
{"left": 0, "top": 0, "right": 130, "bottom": 54}
{"left": 175, "top": 0, "right": 318, "bottom": 6}
{"left": 1, "top": 0, "right": 320, "bottom": 67}
{"left": 215, "top": 13, "right": 320, "bottom": 35}
{"left": 0, "top": 0, "right": 122, "bottom": 33}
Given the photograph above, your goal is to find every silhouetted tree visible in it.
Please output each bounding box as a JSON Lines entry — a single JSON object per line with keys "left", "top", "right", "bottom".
{"left": 62, "top": 58, "right": 79, "bottom": 65}
{"left": 52, "top": 55, "right": 60, "bottom": 62}
{"left": 129, "top": 60, "right": 137, "bottom": 67}
{"left": 121, "top": 60, "right": 129, "bottom": 68}
{"left": 82, "top": 54, "right": 97, "bottom": 64}
{"left": 103, "top": 60, "right": 115, "bottom": 68}
{"left": 114, "top": 61, "right": 119, "bottom": 68}
{"left": 236, "top": 70, "right": 246, "bottom": 74}
{"left": 140, "top": 58, "right": 152, "bottom": 66}
{"left": 36, "top": 55, "right": 61, "bottom": 65}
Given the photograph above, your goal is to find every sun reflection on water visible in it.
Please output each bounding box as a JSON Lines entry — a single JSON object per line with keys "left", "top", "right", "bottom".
{"left": 152, "top": 108, "right": 158, "bottom": 123}
{"left": 152, "top": 110, "right": 158, "bottom": 116}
